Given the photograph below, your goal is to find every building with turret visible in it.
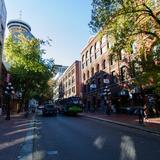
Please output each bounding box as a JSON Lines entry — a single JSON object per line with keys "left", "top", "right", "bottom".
{"left": 7, "top": 19, "right": 34, "bottom": 39}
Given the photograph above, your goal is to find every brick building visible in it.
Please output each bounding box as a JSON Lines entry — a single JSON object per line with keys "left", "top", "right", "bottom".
{"left": 58, "top": 61, "right": 81, "bottom": 99}
{"left": 81, "top": 34, "right": 137, "bottom": 111}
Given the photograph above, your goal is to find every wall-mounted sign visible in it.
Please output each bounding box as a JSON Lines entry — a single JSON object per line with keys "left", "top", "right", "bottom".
{"left": 103, "top": 79, "right": 110, "bottom": 84}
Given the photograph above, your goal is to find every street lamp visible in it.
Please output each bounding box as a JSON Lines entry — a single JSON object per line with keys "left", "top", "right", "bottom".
{"left": 104, "top": 86, "right": 111, "bottom": 100}
{"left": 4, "top": 82, "right": 14, "bottom": 120}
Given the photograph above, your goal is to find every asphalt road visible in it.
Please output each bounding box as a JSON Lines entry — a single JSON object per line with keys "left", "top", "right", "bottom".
{"left": 33, "top": 113, "right": 160, "bottom": 160}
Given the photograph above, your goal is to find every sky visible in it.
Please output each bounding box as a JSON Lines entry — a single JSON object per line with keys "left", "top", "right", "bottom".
{"left": 5, "top": 0, "right": 94, "bottom": 66}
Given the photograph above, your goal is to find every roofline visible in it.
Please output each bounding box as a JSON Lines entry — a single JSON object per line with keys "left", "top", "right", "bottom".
{"left": 7, "top": 19, "right": 31, "bottom": 32}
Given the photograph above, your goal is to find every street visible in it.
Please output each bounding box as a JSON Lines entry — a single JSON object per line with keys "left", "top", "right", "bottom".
{"left": 33, "top": 114, "right": 160, "bottom": 160}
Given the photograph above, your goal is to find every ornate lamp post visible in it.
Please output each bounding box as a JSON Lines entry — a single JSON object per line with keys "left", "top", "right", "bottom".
{"left": 4, "top": 82, "right": 14, "bottom": 120}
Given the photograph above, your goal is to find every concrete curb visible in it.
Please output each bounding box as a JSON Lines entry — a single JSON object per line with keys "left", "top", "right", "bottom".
{"left": 80, "top": 114, "right": 160, "bottom": 136}
{"left": 17, "top": 115, "right": 36, "bottom": 160}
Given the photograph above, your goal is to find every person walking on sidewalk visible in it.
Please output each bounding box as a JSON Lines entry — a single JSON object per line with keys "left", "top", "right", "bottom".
{"left": 138, "top": 107, "right": 145, "bottom": 125}
{"left": 105, "top": 99, "right": 112, "bottom": 115}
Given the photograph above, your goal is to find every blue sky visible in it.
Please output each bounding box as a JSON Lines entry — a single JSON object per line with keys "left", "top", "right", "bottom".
{"left": 5, "top": 0, "right": 94, "bottom": 66}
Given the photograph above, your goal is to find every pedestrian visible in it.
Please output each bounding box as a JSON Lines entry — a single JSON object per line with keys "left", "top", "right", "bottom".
{"left": 105, "top": 99, "right": 111, "bottom": 115}
{"left": 138, "top": 107, "right": 145, "bottom": 125}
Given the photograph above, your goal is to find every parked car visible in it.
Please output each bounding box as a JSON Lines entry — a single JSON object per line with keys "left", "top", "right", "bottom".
{"left": 42, "top": 104, "right": 57, "bottom": 116}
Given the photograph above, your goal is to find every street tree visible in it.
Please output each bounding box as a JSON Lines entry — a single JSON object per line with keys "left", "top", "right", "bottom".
{"left": 89, "top": 0, "right": 160, "bottom": 93}
{"left": 4, "top": 34, "right": 54, "bottom": 106}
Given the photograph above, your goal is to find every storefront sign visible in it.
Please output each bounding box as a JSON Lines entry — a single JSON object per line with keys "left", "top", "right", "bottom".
{"left": 103, "top": 79, "right": 110, "bottom": 84}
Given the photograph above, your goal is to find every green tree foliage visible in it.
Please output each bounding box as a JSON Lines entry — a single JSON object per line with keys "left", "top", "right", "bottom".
{"left": 5, "top": 34, "right": 54, "bottom": 102}
{"left": 89, "top": 0, "right": 160, "bottom": 93}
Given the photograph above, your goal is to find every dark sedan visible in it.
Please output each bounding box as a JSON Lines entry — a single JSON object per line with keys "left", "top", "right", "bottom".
{"left": 42, "top": 104, "right": 57, "bottom": 116}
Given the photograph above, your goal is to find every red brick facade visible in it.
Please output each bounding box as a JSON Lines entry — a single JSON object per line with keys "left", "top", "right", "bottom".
{"left": 58, "top": 61, "right": 81, "bottom": 99}
{"left": 81, "top": 34, "right": 135, "bottom": 110}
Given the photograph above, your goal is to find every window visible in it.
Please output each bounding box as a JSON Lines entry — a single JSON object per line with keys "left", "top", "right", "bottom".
{"left": 85, "top": 51, "right": 88, "bottom": 59}
{"left": 86, "top": 60, "right": 88, "bottom": 66}
{"left": 96, "top": 64, "right": 100, "bottom": 72}
{"left": 102, "top": 60, "right": 106, "bottom": 69}
{"left": 82, "top": 54, "right": 85, "bottom": 68}
{"left": 95, "top": 52, "right": 97, "bottom": 59}
{"left": 90, "top": 46, "right": 94, "bottom": 62}
{"left": 72, "top": 87, "right": 75, "bottom": 93}
{"left": 68, "top": 79, "right": 71, "bottom": 86}
{"left": 87, "top": 70, "right": 90, "bottom": 79}
{"left": 110, "top": 55, "right": 113, "bottom": 65}
{"left": 91, "top": 67, "right": 94, "bottom": 76}
{"left": 95, "top": 41, "right": 101, "bottom": 57}
{"left": 72, "top": 76, "right": 75, "bottom": 83}
{"left": 96, "top": 41, "right": 100, "bottom": 51}
{"left": 82, "top": 63, "right": 85, "bottom": 69}
{"left": 101, "top": 35, "right": 107, "bottom": 54}
{"left": 107, "top": 35, "right": 113, "bottom": 49}
{"left": 86, "top": 51, "right": 89, "bottom": 66}
{"left": 82, "top": 55, "right": 84, "bottom": 62}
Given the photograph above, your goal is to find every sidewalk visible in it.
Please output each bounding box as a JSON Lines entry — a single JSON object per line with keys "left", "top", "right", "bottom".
{"left": 80, "top": 112, "right": 160, "bottom": 135}
{"left": 0, "top": 113, "right": 34, "bottom": 160}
